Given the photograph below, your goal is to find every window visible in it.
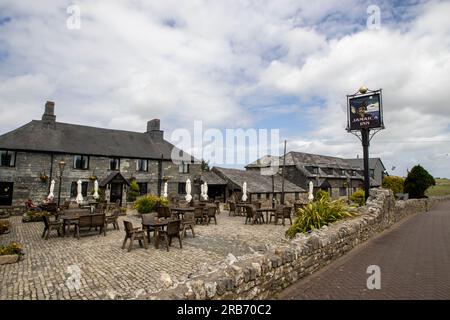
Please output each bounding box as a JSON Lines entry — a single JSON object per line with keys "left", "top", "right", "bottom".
{"left": 266, "top": 193, "right": 270, "bottom": 200}
{"left": 73, "top": 155, "right": 89, "bottom": 170}
{"left": 370, "top": 169, "right": 375, "bottom": 178}
{"left": 70, "top": 181, "right": 88, "bottom": 197}
{"left": 178, "top": 182, "right": 186, "bottom": 195}
{"left": 257, "top": 193, "right": 261, "bottom": 200}
{"left": 179, "top": 161, "right": 190, "bottom": 173}
{"left": 0, "top": 150, "right": 15, "bottom": 167}
{"left": 339, "top": 187, "right": 347, "bottom": 196}
{"left": 137, "top": 182, "right": 148, "bottom": 196}
{"left": 309, "top": 166, "right": 318, "bottom": 174}
{"left": 136, "top": 159, "right": 148, "bottom": 172}
{"left": 109, "top": 158, "right": 120, "bottom": 171}
{"left": 295, "top": 192, "right": 300, "bottom": 200}
{"left": 341, "top": 169, "right": 346, "bottom": 176}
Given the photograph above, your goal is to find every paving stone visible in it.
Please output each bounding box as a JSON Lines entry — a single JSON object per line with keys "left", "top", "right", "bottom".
{"left": 0, "top": 211, "right": 291, "bottom": 299}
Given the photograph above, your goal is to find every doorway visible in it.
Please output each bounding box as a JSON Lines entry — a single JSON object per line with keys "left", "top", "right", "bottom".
{"left": 0, "top": 182, "right": 13, "bottom": 206}
{"left": 110, "top": 183, "right": 123, "bottom": 205}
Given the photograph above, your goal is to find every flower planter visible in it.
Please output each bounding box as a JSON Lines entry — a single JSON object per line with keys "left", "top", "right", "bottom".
{"left": 0, "top": 254, "right": 20, "bottom": 265}
{"left": 22, "top": 216, "right": 44, "bottom": 223}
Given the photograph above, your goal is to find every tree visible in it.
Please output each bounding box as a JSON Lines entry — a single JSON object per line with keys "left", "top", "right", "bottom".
{"left": 201, "top": 159, "right": 210, "bottom": 171}
{"left": 404, "top": 165, "right": 435, "bottom": 199}
{"left": 127, "top": 180, "right": 140, "bottom": 202}
{"left": 382, "top": 176, "right": 405, "bottom": 195}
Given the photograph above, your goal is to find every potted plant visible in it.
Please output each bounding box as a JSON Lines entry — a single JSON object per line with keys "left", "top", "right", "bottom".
{"left": 0, "top": 242, "right": 24, "bottom": 265}
{"left": 22, "top": 211, "right": 48, "bottom": 223}
{"left": 0, "top": 219, "right": 10, "bottom": 234}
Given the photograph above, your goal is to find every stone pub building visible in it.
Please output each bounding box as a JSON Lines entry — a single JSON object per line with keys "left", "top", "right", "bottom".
{"left": 0, "top": 101, "right": 201, "bottom": 207}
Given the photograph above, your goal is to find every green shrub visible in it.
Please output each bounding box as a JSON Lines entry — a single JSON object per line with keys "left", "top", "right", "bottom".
{"left": 286, "top": 198, "right": 353, "bottom": 238}
{"left": 26, "top": 211, "right": 48, "bottom": 218}
{"left": 350, "top": 189, "right": 365, "bottom": 206}
{"left": 404, "top": 165, "right": 435, "bottom": 199}
{"left": 133, "top": 195, "right": 168, "bottom": 214}
{"left": 127, "top": 180, "right": 140, "bottom": 202}
{"left": 0, "top": 242, "right": 24, "bottom": 256}
{"left": 315, "top": 190, "right": 329, "bottom": 202}
{"left": 382, "top": 176, "right": 405, "bottom": 195}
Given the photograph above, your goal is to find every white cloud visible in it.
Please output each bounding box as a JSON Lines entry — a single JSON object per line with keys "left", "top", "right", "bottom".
{"left": 0, "top": 0, "right": 449, "bottom": 177}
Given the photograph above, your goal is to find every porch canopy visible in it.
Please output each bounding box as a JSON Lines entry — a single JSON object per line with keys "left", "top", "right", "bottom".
{"left": 99, "top": 171, "right": 130, "bottom": 188}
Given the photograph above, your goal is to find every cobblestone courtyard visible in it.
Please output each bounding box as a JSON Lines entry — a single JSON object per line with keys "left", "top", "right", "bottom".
{"left": 0, "top": 211, "right": 291, "bottom": 300}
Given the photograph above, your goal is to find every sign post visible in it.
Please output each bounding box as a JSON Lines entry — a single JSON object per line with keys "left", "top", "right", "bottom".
{"left": 346, "top": 86, "right": 384, "bottom": 203}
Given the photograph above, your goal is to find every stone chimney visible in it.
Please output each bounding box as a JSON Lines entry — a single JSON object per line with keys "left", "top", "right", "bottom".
{"left": 146, "top": 119, "right": 163, "bottom": 140}
{"left": 42, "top": 101, "right": 56, "bottom": 123}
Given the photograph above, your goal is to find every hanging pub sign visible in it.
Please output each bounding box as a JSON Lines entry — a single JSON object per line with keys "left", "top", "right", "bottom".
{"left": 347, "top": 89, "right": 384, "bottom": 131}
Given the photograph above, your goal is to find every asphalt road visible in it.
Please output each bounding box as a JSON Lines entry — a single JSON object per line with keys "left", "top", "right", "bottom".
{"left": 278, "top": 201, "right": 450, "bottom": 299}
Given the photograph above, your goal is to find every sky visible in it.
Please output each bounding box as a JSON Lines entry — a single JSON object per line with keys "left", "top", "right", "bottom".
{"left": 0, "top": 0, "right": 449, "bottom": 178}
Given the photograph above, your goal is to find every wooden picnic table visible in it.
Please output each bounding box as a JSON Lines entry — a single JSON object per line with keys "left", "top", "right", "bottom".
{"left": 170, "top": 207, "right": 194, "bottom": 219}
{"left": 59, "top": 210, "right": 91, "bottom": 236}
{"left": 235, "top": 203, "right": 249, "bottom": 216}
{"left": 256, "top": 207, "right": 277, "bottom": 224}
{"left": 142, "top": 218, "right": 177, "bottom": 249}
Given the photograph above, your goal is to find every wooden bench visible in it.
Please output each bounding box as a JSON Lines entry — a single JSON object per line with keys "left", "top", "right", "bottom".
{"left": 74, "top": 213, "right": 106, "bottom": 239}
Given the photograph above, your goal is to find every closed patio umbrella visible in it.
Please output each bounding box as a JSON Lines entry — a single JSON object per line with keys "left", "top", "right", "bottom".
{"left": 48, "top": 179, "right": 55, "bottom": 200}
{"left": 200, "top": 183, "right": 205, "bottom": 199}
{"left": 163, "top": 182, "right": 168, "bottom": 198}
{"left": 185, "top": 179, "right": 192, "bottom": 202}
{"left": 203, "top": 182, "right": 208, "bottom": 200}
{"left": 93, "top": 180, "right": 99, "bottom": 200}
{"left": 308, "top": 181, "right": 314, "bottom": 202}
{"left": 76, "top": 180, "right": 84, "bottom": 204}
{"left": 242, "top": 182, "right": 247, "bottom": 202}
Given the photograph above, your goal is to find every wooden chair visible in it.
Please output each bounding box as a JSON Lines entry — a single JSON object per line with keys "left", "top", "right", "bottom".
{"left": 158, "top": 220, "right": 182, "bottom": 251}
{"left": 270, "top": 205, "right": 284, "bottom": 224}
{"left": 228, "top": 201, "right": 236, "bottom": 216}
{"left": 206, "top": 205, "right": 217, "bottom": 225}
{"left": 105, "top": 208, "right": 120, "bottom": 230}
{"left": 122, "top": 220, "right": 148, "bottom": 252}
{"left": 245, "top": 205, "right": 254, "bottom": 224}
{"left": 277, "top": 206, "right": 293, "bottom": 226}
{"left": 42, "top": 215, "right": 63, "bottom": 239}
{"left": 194, "top": 207, "right": 206, "bottom": 224}
{"left": 181, "top": 212, "right": 195, "bottom": 238}
{"left": 157, "top": 206, "right": 171, "bottom": 219}
{"left": 141, "top": 212, "right": 157, "bottom": 243}
{"left": 214, "top": 201, "right": 221, "bottom": 215}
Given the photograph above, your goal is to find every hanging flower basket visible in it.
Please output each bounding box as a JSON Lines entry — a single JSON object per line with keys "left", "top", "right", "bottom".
{"left": 39, "top": 173, "right": 49, "bottom": 183}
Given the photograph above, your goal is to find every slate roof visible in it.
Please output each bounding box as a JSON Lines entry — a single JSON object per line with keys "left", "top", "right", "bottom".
{"left": 200, "top": 171, "right": 227, "bottom": 185}
{"left": 247, "top": 152, "right": 361, "bottom": 170}
{"left": 246, "top": 151, "right": 369, "bottom": 181}
{"left": 212, "top": 167, "right": 305, "bottom": 193}
{"left": 0, "top": 120, "right": 185, "bottom": 160}
{"left": 344, "top": 158, "right": 386, "bottom": 171}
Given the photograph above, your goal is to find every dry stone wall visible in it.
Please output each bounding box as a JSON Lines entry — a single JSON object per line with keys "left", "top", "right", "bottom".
{"left": 147, "top": 188, "right": 450, "bottom": 300}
